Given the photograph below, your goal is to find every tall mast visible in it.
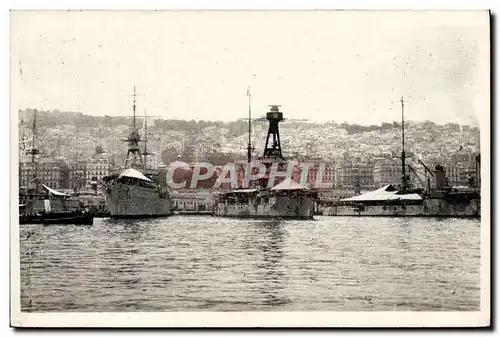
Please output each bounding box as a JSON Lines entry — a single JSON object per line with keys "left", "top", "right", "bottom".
{"left": 401, "top": 96, "right": 406, "bottom": 188}
{"left": 246, "top": 86, "right": 253, "bottom": 163}
{"left": 74, "top": 122, "right": 80, "bottom": 192}
{"left": 75, "top": 115, "right": 79, "bottom": 164}
{"left": 132, "top": 85, "right": 137, "bottom": 129}
{"left": 30, "top": 110, "right": 38, "bottom": 177}
{"left": 31, "top": 110, "right": 36, "bottom": 152}
{"left": 28, "top": 109, "right": 40, "bottom": 191}
{"left": 74, "top": 136, "right": 77, "bottom": 191}
{"left": 143, "top": 110, "right": 151, "bottom": 169}
{"left": 123, "top": 85, "right": 144, "bottom": 169}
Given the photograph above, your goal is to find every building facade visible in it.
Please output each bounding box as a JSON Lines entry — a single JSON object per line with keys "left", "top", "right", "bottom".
{"left": 19, "top": 160, "right": 70, "bottom": 190}
{"left": 303, "top": 159, "right": 335, "bottom": 188}
{"left": 69, "top": 161, "right": 87, "bottom": 192}
{"left": 373, "top": 159, "right": 401, "bottom": 188}
{"left": 434, "top": 150, "right": 480, "bottom": 187}
{"left": 335, "top": 160, "right": 375, "bottom": 191}
{"left": 85, "top": 154, "right": 110, "bottom": 189}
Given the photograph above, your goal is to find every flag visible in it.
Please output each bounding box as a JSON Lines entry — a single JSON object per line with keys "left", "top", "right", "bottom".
{"left": 246, "top": 86, "right": 251, "bottom": 96}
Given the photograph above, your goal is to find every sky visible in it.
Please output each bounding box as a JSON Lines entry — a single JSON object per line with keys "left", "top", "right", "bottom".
{"left": 10, "top": 10, "right": 489, "bottom": 125}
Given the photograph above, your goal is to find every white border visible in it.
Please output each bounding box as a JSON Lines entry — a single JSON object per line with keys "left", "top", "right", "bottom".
{"left": 6, "top": 3, "right": 493, "bottom": 329}
{"left": 9, "top": 311, "right": 492, "bottom": 328}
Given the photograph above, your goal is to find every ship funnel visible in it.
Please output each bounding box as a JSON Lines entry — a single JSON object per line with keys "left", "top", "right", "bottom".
{"left": 434, "top": 164, "right": 447, "bottom": 189}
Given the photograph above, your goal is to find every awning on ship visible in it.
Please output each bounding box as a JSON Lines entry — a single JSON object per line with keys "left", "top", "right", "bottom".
{"left": 42, "top": 184, "right": 70, "bottom": 197}
{"left": 271, "top": 178, "right": 308, "bottom": 191}
{"left": 226, "top": 189, "right": 258, "bottom": 194}
{"left": 340, "top": 184, "right": 422, "bottom": 202}
{"left": 118, "top": 168, "right": 153, "bottom": 182}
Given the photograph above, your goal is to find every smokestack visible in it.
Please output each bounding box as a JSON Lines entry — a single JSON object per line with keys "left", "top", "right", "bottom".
{"left": 434, "top": 165, "right": 446, "bottom": 189}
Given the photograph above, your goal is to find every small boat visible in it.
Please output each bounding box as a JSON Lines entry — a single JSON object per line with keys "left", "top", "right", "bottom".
{"left": 19, "top": 186, "right": 95, "bottom": 225}
{"left": 19, "top": 187, "right": 95, "bottom": 225}
{"left": 19, "top": 109, "right": 95, "bottom": 225}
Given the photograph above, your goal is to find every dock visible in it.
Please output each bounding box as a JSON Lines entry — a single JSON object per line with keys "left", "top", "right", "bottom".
{"left": 174, "top": 211, "right": 214, "bottom": 216}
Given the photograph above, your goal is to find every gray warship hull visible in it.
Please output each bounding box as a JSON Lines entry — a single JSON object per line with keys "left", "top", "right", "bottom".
{"left": 104, "top": 182, "right": 171, "bottom": 219}
{"left": 322, "top": 197, "right": 480, "bottom": 218}
{"left": 215, "top": 195, "right": 315, "bottom": 220}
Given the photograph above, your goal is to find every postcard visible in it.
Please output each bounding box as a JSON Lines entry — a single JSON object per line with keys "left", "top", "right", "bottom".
{"left": 10, "top": 9, "right": 490, "bottom": 328}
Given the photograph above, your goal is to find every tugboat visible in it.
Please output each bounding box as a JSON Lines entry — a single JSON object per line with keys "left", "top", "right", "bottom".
{"left": 214, "top": 95, "right": 317, "bottom": 219}
{"left": 103, "top": 87, "right": 172, "bottom": 219}
{"left": 19, "top": 110, "right": 94, "bottom": 225}
{"left": 323, "top": 97, "right": 481, "bottom": 217}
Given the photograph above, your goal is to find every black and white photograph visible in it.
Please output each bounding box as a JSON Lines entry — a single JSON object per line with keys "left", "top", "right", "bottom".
{"left": 9, "top": 9, "right": 490, "bottom": 327}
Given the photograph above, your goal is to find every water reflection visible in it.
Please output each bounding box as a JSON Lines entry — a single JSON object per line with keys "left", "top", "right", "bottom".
{"left": 254, "top": 220, "right": 289, "bottom": 307}
{"left": 99, "top": 220, "right": 153, "bottom": 293}
{"left": 121, "top": 221, "right": 147, "bottom": 245}
{"left": 19, "top": 216, "right": 480, "bottom": 312}
{"left": 398, "top": 218, "right": 412, "bottom": 253}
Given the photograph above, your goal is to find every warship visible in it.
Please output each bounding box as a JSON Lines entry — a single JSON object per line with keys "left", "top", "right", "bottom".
{"left": 323, "top": 97, "right": 481, "bottom": 217}
{"left": 214, "top": 94, "right": 317, "bottom": 219}
{"left": 103, "top": 87, "right": 172, "bottom": 219}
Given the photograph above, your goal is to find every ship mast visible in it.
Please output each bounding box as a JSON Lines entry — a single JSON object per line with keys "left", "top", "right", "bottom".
{"left": 133, "top": 86, "right": 137, "bottom": 129}
{"left": 142, "top": 109, "right": 152, "bottom": 169}
{"left": 400, "top": 96, "right": 407, "bottom": 189}
{"left": 246, "top": 86, "right": 254, "bottom": 163}
{"left": 123, "top": 86, "right": 144, "bottom": 169}
{"left": 72, "top": 115, "right": 81, "bottom": 193}
{"left": 74, "top": 133, "right": 79, "bottom": 193}
{"left": 27, "top": 109, "right": 40, "bottom": 192}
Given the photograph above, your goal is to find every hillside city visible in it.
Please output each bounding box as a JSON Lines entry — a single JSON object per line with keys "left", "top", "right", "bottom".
{"left": 18, "top": 109, "right": 481, "bottom": 197}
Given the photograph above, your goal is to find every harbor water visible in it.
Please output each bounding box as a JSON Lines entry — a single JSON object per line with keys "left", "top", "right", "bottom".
{"left": 20, "top": 216, "right": 480, "bottom": 312}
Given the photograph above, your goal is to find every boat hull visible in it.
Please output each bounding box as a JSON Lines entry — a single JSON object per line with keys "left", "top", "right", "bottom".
{"left": 322, "top": 198, "right": 480, "bottom": 218}
{"left": 19, "top": 215, "right": 43, "bottom": 224}
{"left": 104, "top": 182, "right": 171, "bottom": 218}
{"left": 215, "top": 195, "right": 315, "bottom": 220}
{"left": 20, "top": 212, "right": 94, "bottom": 225}
{"left": 41, "top": 214, "right": 93, "bottom": 225}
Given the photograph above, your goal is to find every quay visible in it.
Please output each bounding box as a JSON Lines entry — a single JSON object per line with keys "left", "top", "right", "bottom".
{"left": 173, "top": 211, "right": 215, "bottom": 216}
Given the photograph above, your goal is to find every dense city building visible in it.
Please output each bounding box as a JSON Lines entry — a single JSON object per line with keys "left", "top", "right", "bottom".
{"left": 335, "top": 159, "right": 375, "bottom": 191}
{"left": 69, "top": 160, "right": 87, "bottom": 191}
{"left": 19, "top": 155, "right": 112, "bottom": 193}
{"left": 373, "top": 159, "right": 402, "bottom": 188}
{"left": 85, "top": 153, "right": 110, "bottom": 189}
{"left": 18, "top": 109, "right": 482, "bottom": 194}
{"left": 19, "top": 160, "right": 70, "bottom": 190}
{"left": 303, "top": 159, "right": 335, "bottom": 188}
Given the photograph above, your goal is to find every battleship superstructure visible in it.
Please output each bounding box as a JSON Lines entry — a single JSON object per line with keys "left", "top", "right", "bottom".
{"left": 214, "top": 97, "right": 317, "bottom": 219}
{"left": 103, "top": 87, "right": 172, "bottom": 218}
{"left": 323, "top": 97, "right": 481, "bottom": 217}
